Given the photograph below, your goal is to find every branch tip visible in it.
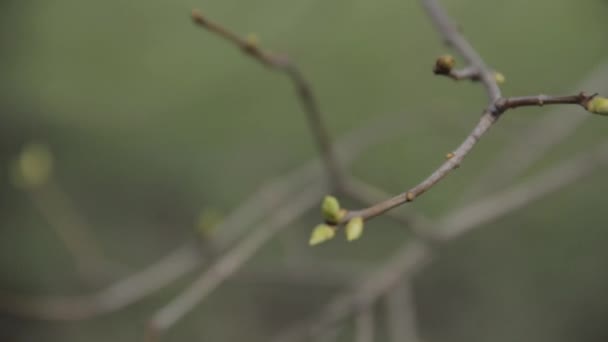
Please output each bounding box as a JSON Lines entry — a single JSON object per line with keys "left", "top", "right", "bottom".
{"left": 585, "top": 95, "right": 608, "bottom": 116}
{"left": 191, "top": 9, "right": 206, "bottom": 26}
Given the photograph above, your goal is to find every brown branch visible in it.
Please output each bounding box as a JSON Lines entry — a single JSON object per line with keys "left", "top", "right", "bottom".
{"left": 342, "top": 176, "right": 435, "bottom": 243}
{"left": 191, "top": 9, "right": 344, "bottom": 190}
{"left": 422, "top": 0, "right": 501, "bottom": 102}
{"left": 459, "top": 62, "right": 608, "bottom": 202}
{"left": 340, "top": 108, "right": 498, "bottom": 223}
{"left": 495, "top": 93, "right": 595, "bottom": 111}
{"left": 272, "top": 140, "right": 608, "bottom": 342}
{"left": 329, "top": 0, "right": 601, "bottom": 227}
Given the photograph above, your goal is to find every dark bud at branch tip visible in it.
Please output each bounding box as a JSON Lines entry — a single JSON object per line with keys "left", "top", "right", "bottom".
{"left": 192, "top": 9, "right": 206, "bottom": 26}
{"left": 434, "top": 55, "right": 455, "bottom": 75}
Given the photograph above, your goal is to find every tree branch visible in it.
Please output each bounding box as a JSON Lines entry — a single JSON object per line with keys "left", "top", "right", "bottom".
{"left": 458, "top": 61, "right": 608, "bottom": 202}
{"left": 327, "top": 0, "right": 600, "bottom": 228}
{"left": 421, "top": 0, "right": 501, "bottom": 102}
{"left": 192, "top": 9, "right": 344, "bottom": 190}
{"left": 341, "top": 107, "right": 498, "bottom": 223}
{"left": 272, "top": 140, "right": 608, "bottom": 341}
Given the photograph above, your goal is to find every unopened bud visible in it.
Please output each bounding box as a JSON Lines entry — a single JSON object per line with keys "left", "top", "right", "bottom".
{"left": 586, "top": 96, "right": 608, "bottom": 116}
{"left": 345, "top": 217, "right": 364, "bottom": 242}
{"left": 434, "top": 55, "right": 455, "bottom": 74}
{"left": 309, "top": 224, "right": 336, "bottom": 246}
{"left": 321, "top": 195, "right": 343, "bottom": 224}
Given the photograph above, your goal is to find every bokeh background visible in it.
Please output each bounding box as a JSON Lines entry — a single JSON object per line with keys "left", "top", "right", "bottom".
{"left": 2, "top": 0, "right": 608, "bottom": 341}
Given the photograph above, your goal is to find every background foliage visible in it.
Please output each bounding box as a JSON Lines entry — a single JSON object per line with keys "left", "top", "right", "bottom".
{"left": 1, "top": 0, "right": 608, "bottom": 341}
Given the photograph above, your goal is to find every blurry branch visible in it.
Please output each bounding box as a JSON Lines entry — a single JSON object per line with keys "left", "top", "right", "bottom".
{"left": 0, "top": 110, "right": 408, "bottom": 321}
{"left": 354, "top": 307, "right": 375, "bottom": 342}
{"left": 385, "top": 281, "right": 422, "bottom": 342}
{"left": 10, "top": 142, "right": 115, "bottom": 284}
{"left": 191, "top": 9, "right": 344, "bottom": 190}
{"left": 432, "top": 142, "right": 608, "bottom": 241}
{"left": 422, "top": 0, "right": 501, "bottom": 101}
{"left": 238, "top": 259, "right": 372, "bottom": 287}
{"left": 272, "top": 140, "right": 608, "bottom": 342}
{"left": 0, "top": 243, "right": 201, "bottom": 320}
{"left": 0, "top": 240, "right": 367, "bottom": 321}
{"left": 145, "top": 185, "right": 322, "bottom": 342}
{"left": 29, "top": 182, "right": 116, "bottom": 283}
{"left": 459, "top": 61, "right": 608, "bottom": 202}
{"left": 272, "top": 242, "right": 430, "bottom": 342}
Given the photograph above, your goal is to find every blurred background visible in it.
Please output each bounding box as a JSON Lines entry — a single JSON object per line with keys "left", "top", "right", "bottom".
{"left": 2, "top": 0, "right": 608, "bottom": 341}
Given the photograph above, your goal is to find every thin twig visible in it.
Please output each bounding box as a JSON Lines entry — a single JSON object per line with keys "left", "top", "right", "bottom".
{"left": 341, "top": 108, "right": 499, "bottom": 222}
{"left": 192, "top": 9, "right": 344, "bottom": 190}
{"left": 335, "top": 0, "right": 598, "bottom": 226}
{"left": 421, "top": 0, "right": 501, "bottom": 102}
{"left": 271, "top": 140, "right": 608, "bottom": 342}
{"left": 342, "top": 176, "right": 435, "bottom": 241}
{"left": 441, "top": 66, "right": 480, "bottom": 81}
{"left": 495, "top": 93, "right": 594, "bottom": 110}
{"left": 459, "top": 62, "right": 608, "bottom": 202}
{"left": 215, "top": 111, "right": 418, "bottom": 248}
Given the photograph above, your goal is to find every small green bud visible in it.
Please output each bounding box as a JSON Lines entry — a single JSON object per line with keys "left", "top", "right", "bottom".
{"left": 345, "top": 217, "right": 364, "bottom": 242}
{"left": 309, "top": 224, "right": 336, "bottom": 246}
{"left": 586, "top": 96, "right": 608, "bottom": 116}
{"left": 494, "top": 72, "right": 506, "bottom": 84}
{"left": 10, "top": 142, "right": 53, "bottom": 189}
{"left": 321, "top": 195, "right": 343, "bottom": 224}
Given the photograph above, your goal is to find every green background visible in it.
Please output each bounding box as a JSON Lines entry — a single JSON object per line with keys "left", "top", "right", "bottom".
{"left": 1, "top": 0, "right": 608, "bottom": 341}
